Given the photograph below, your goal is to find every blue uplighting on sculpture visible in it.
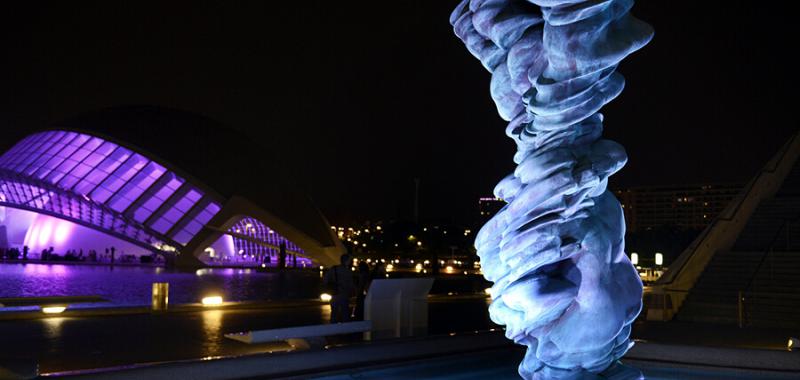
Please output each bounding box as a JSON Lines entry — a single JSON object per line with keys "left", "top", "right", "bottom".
{"left": 451, "top": 0, "right": 652, "bottom": 378}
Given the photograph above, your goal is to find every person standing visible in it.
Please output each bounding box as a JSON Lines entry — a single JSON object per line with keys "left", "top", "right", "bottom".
{"left": 323, "top": 254, "right": 354, "bottom": 323}
{"left": 353, "top": 261, "right": 371, "bottom": 320}
{"left": 278, "top": 241, "right": 287, "bottom": 270}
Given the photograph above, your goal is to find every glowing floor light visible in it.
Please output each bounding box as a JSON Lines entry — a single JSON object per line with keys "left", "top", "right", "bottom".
{"left": 320, "top": 293, "right": 332, "bottom": 302}
{"left": 42, "top": 306, "right": 66, "bottom": 314}
{"left": 201, "top": 296, "right": 223, "bottom": 306}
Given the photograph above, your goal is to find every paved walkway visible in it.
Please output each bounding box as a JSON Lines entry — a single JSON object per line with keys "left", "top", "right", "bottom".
{"left": 0, "top": 299, "right": 493, "bottom": 374}
{"left": 632, "top": 320, "right": 796, "bottom": 351}
{"left": 1, "top": 299, "right": 795, "bottom": 375}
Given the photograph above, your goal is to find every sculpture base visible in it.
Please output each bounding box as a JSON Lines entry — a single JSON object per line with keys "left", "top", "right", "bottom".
{"left": 526, "top": 361, "right": 643, "bottom": 380}
{"left": 599, "top": 361, "right": 644, "bottom": 380}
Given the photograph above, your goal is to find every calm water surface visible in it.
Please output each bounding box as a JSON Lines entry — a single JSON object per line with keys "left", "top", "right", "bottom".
{"left": 0, "top": 263, "right": 323, "bottom": 308}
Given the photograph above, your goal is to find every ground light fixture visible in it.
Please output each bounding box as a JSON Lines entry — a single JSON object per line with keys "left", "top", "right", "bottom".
{"left": 789, "top": 337, "right": 799, "bottom": 351}
{"left": 320, "top": 293, "right": 332, "bottom": 302}
{"left": 201, "top": 296, "right": 223, "bottom": 306}
{"left": 41, "top": 306, "right": 66, "bottom": 314}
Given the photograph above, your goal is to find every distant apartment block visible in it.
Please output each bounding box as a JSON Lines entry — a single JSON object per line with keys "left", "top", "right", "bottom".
{"left": 614, "top": 184, "right": 742, "bottom": 232}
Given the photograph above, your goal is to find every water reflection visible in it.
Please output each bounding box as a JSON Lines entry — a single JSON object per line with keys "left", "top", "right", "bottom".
{"left": 42, "top": 317, "right": 65, "bottom": 340}
{"left": 1, "top": 263, "right": 323, "bottom": 307}
{"left": 201, "top": 310, "right": 224, "bottom": 356}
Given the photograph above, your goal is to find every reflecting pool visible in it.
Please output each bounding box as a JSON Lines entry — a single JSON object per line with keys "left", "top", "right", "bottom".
{"left": 0, "top": 263, "right": 323, "bottom": 308}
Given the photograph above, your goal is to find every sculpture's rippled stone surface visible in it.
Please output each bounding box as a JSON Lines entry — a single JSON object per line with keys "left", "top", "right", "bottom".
{"left": 450, "top": 1, "right": 652, "bottom": 378}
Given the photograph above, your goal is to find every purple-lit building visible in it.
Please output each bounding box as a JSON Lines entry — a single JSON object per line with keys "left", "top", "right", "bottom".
{"left": 0, "top": 106, "right": 343, "bottom": 267}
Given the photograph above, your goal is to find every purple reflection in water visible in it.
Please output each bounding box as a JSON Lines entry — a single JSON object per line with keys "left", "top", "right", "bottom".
{"left": 0, "top": 263, "right": 323, "bottom": 309}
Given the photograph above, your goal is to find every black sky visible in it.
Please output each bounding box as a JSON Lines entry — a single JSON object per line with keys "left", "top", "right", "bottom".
{"left": 1, "top": 1, "right": 797, "bottom": 225}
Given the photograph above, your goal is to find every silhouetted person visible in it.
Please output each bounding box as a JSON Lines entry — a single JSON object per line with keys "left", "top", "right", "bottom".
{"left": 324, "top": 254, "right": 354, "bottom": 323}
{"left": 22, "top": 245, "right": 28, "bottom": 261}
{"left": 110, "top": 246, "right": 116, "bottom": 264}
{"left": 278, "top": 241, "right": 286, "bottom": 269}
{"left": 354, "top": 261, "right": 371, "bottom": 320}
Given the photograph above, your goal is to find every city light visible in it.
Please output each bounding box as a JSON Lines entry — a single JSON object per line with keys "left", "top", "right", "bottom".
{"left": 655, "top": 252, "right": 663, "bottom": 266}
{"left": 386, "top": 264, "right": 394, "bottom": 271}
{"left": 42, "top": 306, "right": 66, "bottom": 314}
{"left": 201, "top": 296, "right": 223, "bottom": 306}
{"left": 631, "top": 253, "right": 639, "bottom": 265}
{"left": 484, "top": 288, "right": 493, "bottom": 296}
{"left": 320, "top": 293, "right": 332, "bottom": 302}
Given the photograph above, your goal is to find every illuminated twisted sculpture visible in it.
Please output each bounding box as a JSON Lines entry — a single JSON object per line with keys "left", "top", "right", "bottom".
{"left": 451, "top": 0, "right": 652, "bottom": 378}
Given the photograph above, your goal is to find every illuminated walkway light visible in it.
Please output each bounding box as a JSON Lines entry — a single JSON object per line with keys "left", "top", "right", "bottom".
{"left": 320, "top": 293, "right": 332, "bottom": 302}
{"left": 201, "top": 296, "right": 223, "bottom": 306}
{"left": 788, "top": 337, "right": 798, "bottom": 351}
{"left": 42, "top": 306, "right": 66, "bottom": 314}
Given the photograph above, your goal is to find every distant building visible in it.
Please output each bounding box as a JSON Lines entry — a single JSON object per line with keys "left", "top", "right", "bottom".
{"left": 478, "top": 197, "right": 505, "bottom": 222}
{"left": 614, "top": 184, "right": 741, "bottom": 232}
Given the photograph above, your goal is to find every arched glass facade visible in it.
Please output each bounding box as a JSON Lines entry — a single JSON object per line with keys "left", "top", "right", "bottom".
{"left": 0, "top": 130, "right": 222, "bottom": 252}
{"left": 227, "top": 217, "right": 307, "bottom": 266}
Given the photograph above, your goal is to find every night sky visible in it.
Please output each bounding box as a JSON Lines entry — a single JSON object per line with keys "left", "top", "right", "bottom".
{"left": 1, "top": 1, "right": 797, "bottom": 225}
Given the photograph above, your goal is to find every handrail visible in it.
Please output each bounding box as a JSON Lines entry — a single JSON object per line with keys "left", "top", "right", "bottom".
{"left": 740, "top": 215, "right": 800, "bottom": 327}
{"left": 742, "top": 216, "right": 800, "bottom": 294}
{"left": 657, "top": 132, "right": 799, "bottom": 286}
